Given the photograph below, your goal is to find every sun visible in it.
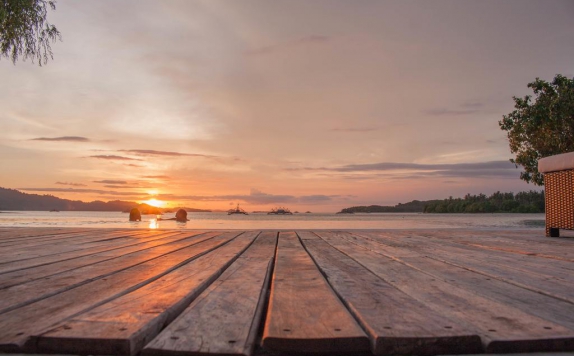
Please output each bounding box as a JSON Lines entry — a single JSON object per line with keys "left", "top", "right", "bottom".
{"left": 143, "top": 198, "right": 166, "bottom": 208}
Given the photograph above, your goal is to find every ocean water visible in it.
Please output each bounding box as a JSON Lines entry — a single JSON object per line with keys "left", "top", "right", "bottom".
{"left": 0, "top": 211, "right": 546, "bottom": 230}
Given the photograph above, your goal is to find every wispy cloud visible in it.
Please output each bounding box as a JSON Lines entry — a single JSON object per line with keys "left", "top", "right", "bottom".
{"left": 330, "top": 127, "right": 380, "bottom": 132}
{"left": 89, "top": 155, "right": 143, "bottom": 161}
{"left": 93, "top": 180, "right": 128, "bottom": 184}
{"left": 246, "top": 35, "right": 331, "bottom": 56}
{"left": 462, "top": 102, "right": 484, "bottom": 108}
{"left": 286, "top": 160, "right": 519, "bottom": 179}
{"left": 19, "top": 187, "right": 141, "bottom": 196}
{"left": 330, "top": 161, "right": 515, "bottom": 172}
{"left": 424, "top": 108, "right": 479, "bottom": 116}
{"left": 55, "top": 181, "right": 87, "bottom": 187}
{"left": 119, "top": 149, "right": 216, "bottom": 158}
{"left": 103, "top": 184, "right": 152, "bottom": 189}
{"left": 142, "top": 175, "right": 170, "bottom": 179}
{"left": 156, "top": 189, "right": 348, "bottom": 205}
{"left": 31, "top": 136, "right": 90, "bottom": 142}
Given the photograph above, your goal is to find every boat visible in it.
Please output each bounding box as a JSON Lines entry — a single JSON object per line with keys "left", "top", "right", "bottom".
{"left": 267, "top": 207, "right": 293, "bottom": 215}
{"left": 228, "top": 204, "right": 248, "bottom": 215}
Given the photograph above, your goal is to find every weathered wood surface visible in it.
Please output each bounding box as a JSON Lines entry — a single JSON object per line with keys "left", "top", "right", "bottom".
{"left": 298, "top": 231, "right": 482, "bottom": 355}
{"left": 33, "top": 231, "right": 260, "bottom": 355}
{"left": 0, "top": 231, "right": 193, "bottom": 275}
{"left": 0, "top": 231, "right": 198, "bottom": 289}
{"left": 360, "top": 231, "right": 574, "bottom": 303}
{"left": 262, "top": 232, "right": 370, "bottom": 353}
{"left": 315, "top": 231, "right": 574, "bottom": 353}
{"left": 144, "top": 231, "right": 277, "bottom": 356}
{"left": 0, "top": 231, "right": 223, "bottom": 313}
{"left": 0, "top": 231, "right": 241, "bottom": 351}
{"left": 0, "top": 227, "right": 572, "bottom": 356}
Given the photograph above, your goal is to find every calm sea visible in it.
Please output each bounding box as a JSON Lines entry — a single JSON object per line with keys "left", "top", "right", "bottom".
{"left": 0, "top": 211, "right": 545, "bottom": 230}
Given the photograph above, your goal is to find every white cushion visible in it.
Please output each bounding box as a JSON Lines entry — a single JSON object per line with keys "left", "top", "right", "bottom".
{"left": 538, "top": 151, "right": 574, "bottom": 173}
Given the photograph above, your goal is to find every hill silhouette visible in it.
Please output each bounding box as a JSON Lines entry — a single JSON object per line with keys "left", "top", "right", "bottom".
{"left": 0, "top": 187, "right": 210, "bottom": 213}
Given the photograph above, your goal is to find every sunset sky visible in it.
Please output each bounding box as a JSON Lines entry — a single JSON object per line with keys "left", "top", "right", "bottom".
{"left": 1, "top": 0, "right": 573, "bottom": 212}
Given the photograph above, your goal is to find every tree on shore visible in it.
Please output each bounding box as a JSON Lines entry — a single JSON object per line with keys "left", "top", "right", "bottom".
{"left": 0, "top": 0, "right": 61, "bottom": 66}
{"left": 499, "top": 74, "right": 574, "bottom": 185}
{"left": 423, "top": 191, "right": 544, "bottom": 214}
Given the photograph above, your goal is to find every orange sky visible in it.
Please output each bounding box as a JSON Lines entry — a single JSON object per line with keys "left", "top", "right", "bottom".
{"left": 1, "top": 1, "right": 572, "bottom": 212}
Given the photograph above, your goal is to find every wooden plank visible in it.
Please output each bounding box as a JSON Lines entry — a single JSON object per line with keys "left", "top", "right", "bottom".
{"left": 0, "top": 230, "right": 111, "bottom": 248}
{"left": 0, "top": 232, "right": 187, "bottom": 274}
{"left": 143, "top": 231, "right": 277, "bottom": 356}
{"left": 339, "top": 232, "right": 574, "bottom": 334}
{"left": 0, "top": 231, "right": 223, "bottom": 314}
{"left": 0, "top": 228, "right": 93, "bottom": 241}
{"left": 32, "top": 231, "right": 261, "bottom": 356}
{"left": 362, "top": 231, "right": 574, "bottom": 303}
{"left": 381, "top": 229, "right": 574, "bottom": 268}
{"left": 0, "top": 228, "right": 139, "bottom": 244}
{"left": 0, "top": 229, "right": 159, "bottom": 259}
{"left": 316, "top": 231, "right": 574, "bottom": 353}
{"left": 298, "top": 231, "right": 482, "bottom": 355}
{"left": 261, "top": 231, "right": 369, "bottom": 353}
{"left": 0, "top": 231, "right": 244, "bottom": 352}
{"left": 0, "top": 230, "right": 198, "bottom": 275}
{"left": 379, "top": 229, "right": 574, "bottom": 261}
{"left": 0, "top": 228, "right": 166, "bottom": 251}
{"left": 0, "top": 231, "right": 202, "bottom": 289}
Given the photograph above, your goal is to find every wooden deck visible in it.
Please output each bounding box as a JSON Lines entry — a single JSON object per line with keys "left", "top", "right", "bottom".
{"left": 0, "top": 227, "right": 573, "bottom": 356}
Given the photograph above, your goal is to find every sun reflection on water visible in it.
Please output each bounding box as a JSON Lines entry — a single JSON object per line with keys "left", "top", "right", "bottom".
{"left": 149, "top": 218, "right": 159, "bottom": 229}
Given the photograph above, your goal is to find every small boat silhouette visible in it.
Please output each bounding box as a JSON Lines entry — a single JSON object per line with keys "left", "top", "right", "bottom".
{"left": 268, "top": 207, "right": 293, "bottom": 215}
{"left": 228, "top": 204, "right": 248, "bottom": 215}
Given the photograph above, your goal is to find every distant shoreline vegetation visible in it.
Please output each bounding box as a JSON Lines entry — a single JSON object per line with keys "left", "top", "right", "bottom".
{"left": 339, "top": 191, "right": 544, "bottom": 214}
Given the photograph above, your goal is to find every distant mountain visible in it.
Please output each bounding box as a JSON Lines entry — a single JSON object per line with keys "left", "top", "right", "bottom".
{"left": 0, "top": 187, "right": 211, "bottom": 213}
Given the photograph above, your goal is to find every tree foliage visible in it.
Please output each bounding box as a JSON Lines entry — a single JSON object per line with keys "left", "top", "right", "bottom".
{"left": 499, "top": 74, "right": 574, "bottom": 185}
{"left": 339, "top": 200, "right": 437, "bottom": 214}
{"left": 338, "top": 191, "right": 545, "bottom": 214}
{"left": 423, "top": 191, "right": 544, "bottom": 214}
{"left": 0, "top": 0, "right": 61, "bottom": 65}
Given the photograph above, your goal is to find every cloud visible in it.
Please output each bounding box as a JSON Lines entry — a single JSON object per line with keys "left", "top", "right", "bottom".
{"left": 19, "top": 188, "right": 141, "bottom": 196}
{"left": 89, "top": 155, "right": 143, "bottom": 161}
{"left": 142, "top": 175, "right": 170, "bottom": 179}
{"left": 246, "top": 35, "right": 331, "bottom": 56}
{"left": 93, "top": 180, "right": 128, "bottom": 184}
{"left": 286, "top": 160, "right": 520, "bottom": 179}
{"left": 424, "top": 108, "right": 479, "bottom": 116}
{"left": 156, "top": 189, "right": 343, "bottom": 205}
{"left": 55, "top": 181, "right": 87, "bottom": 187}
{"left": 119, "top": 149, "right": 216, "bottom": 158}
{"left": 330, "top": 127, "right": 380, "bottom": 132}
{"left": 299, "top": 194, "right": 337, "bottom": 203}
{"left": 31, "top": 136, "right": 90, "bottom": 142}
{"left": 424, "top": 101, "right": 486, "bottom": 116}
{"left": 103, "top": 184, "right": 153, "bottom": 189}
{"left": 462, "top": 102, "right": 484, "bottom": 108}
{"left": 332, "top": 161, "right": 515, "bottom": 172}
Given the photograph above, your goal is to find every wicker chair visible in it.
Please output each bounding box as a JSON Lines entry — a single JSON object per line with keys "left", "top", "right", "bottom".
{"left": 539, "top": 152, "right": 574, "bottom": 237}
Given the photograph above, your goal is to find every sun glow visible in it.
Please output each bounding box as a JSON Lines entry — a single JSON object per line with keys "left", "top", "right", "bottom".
{"left": 143, "top": 198, "right": 166, "bottom": 208}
